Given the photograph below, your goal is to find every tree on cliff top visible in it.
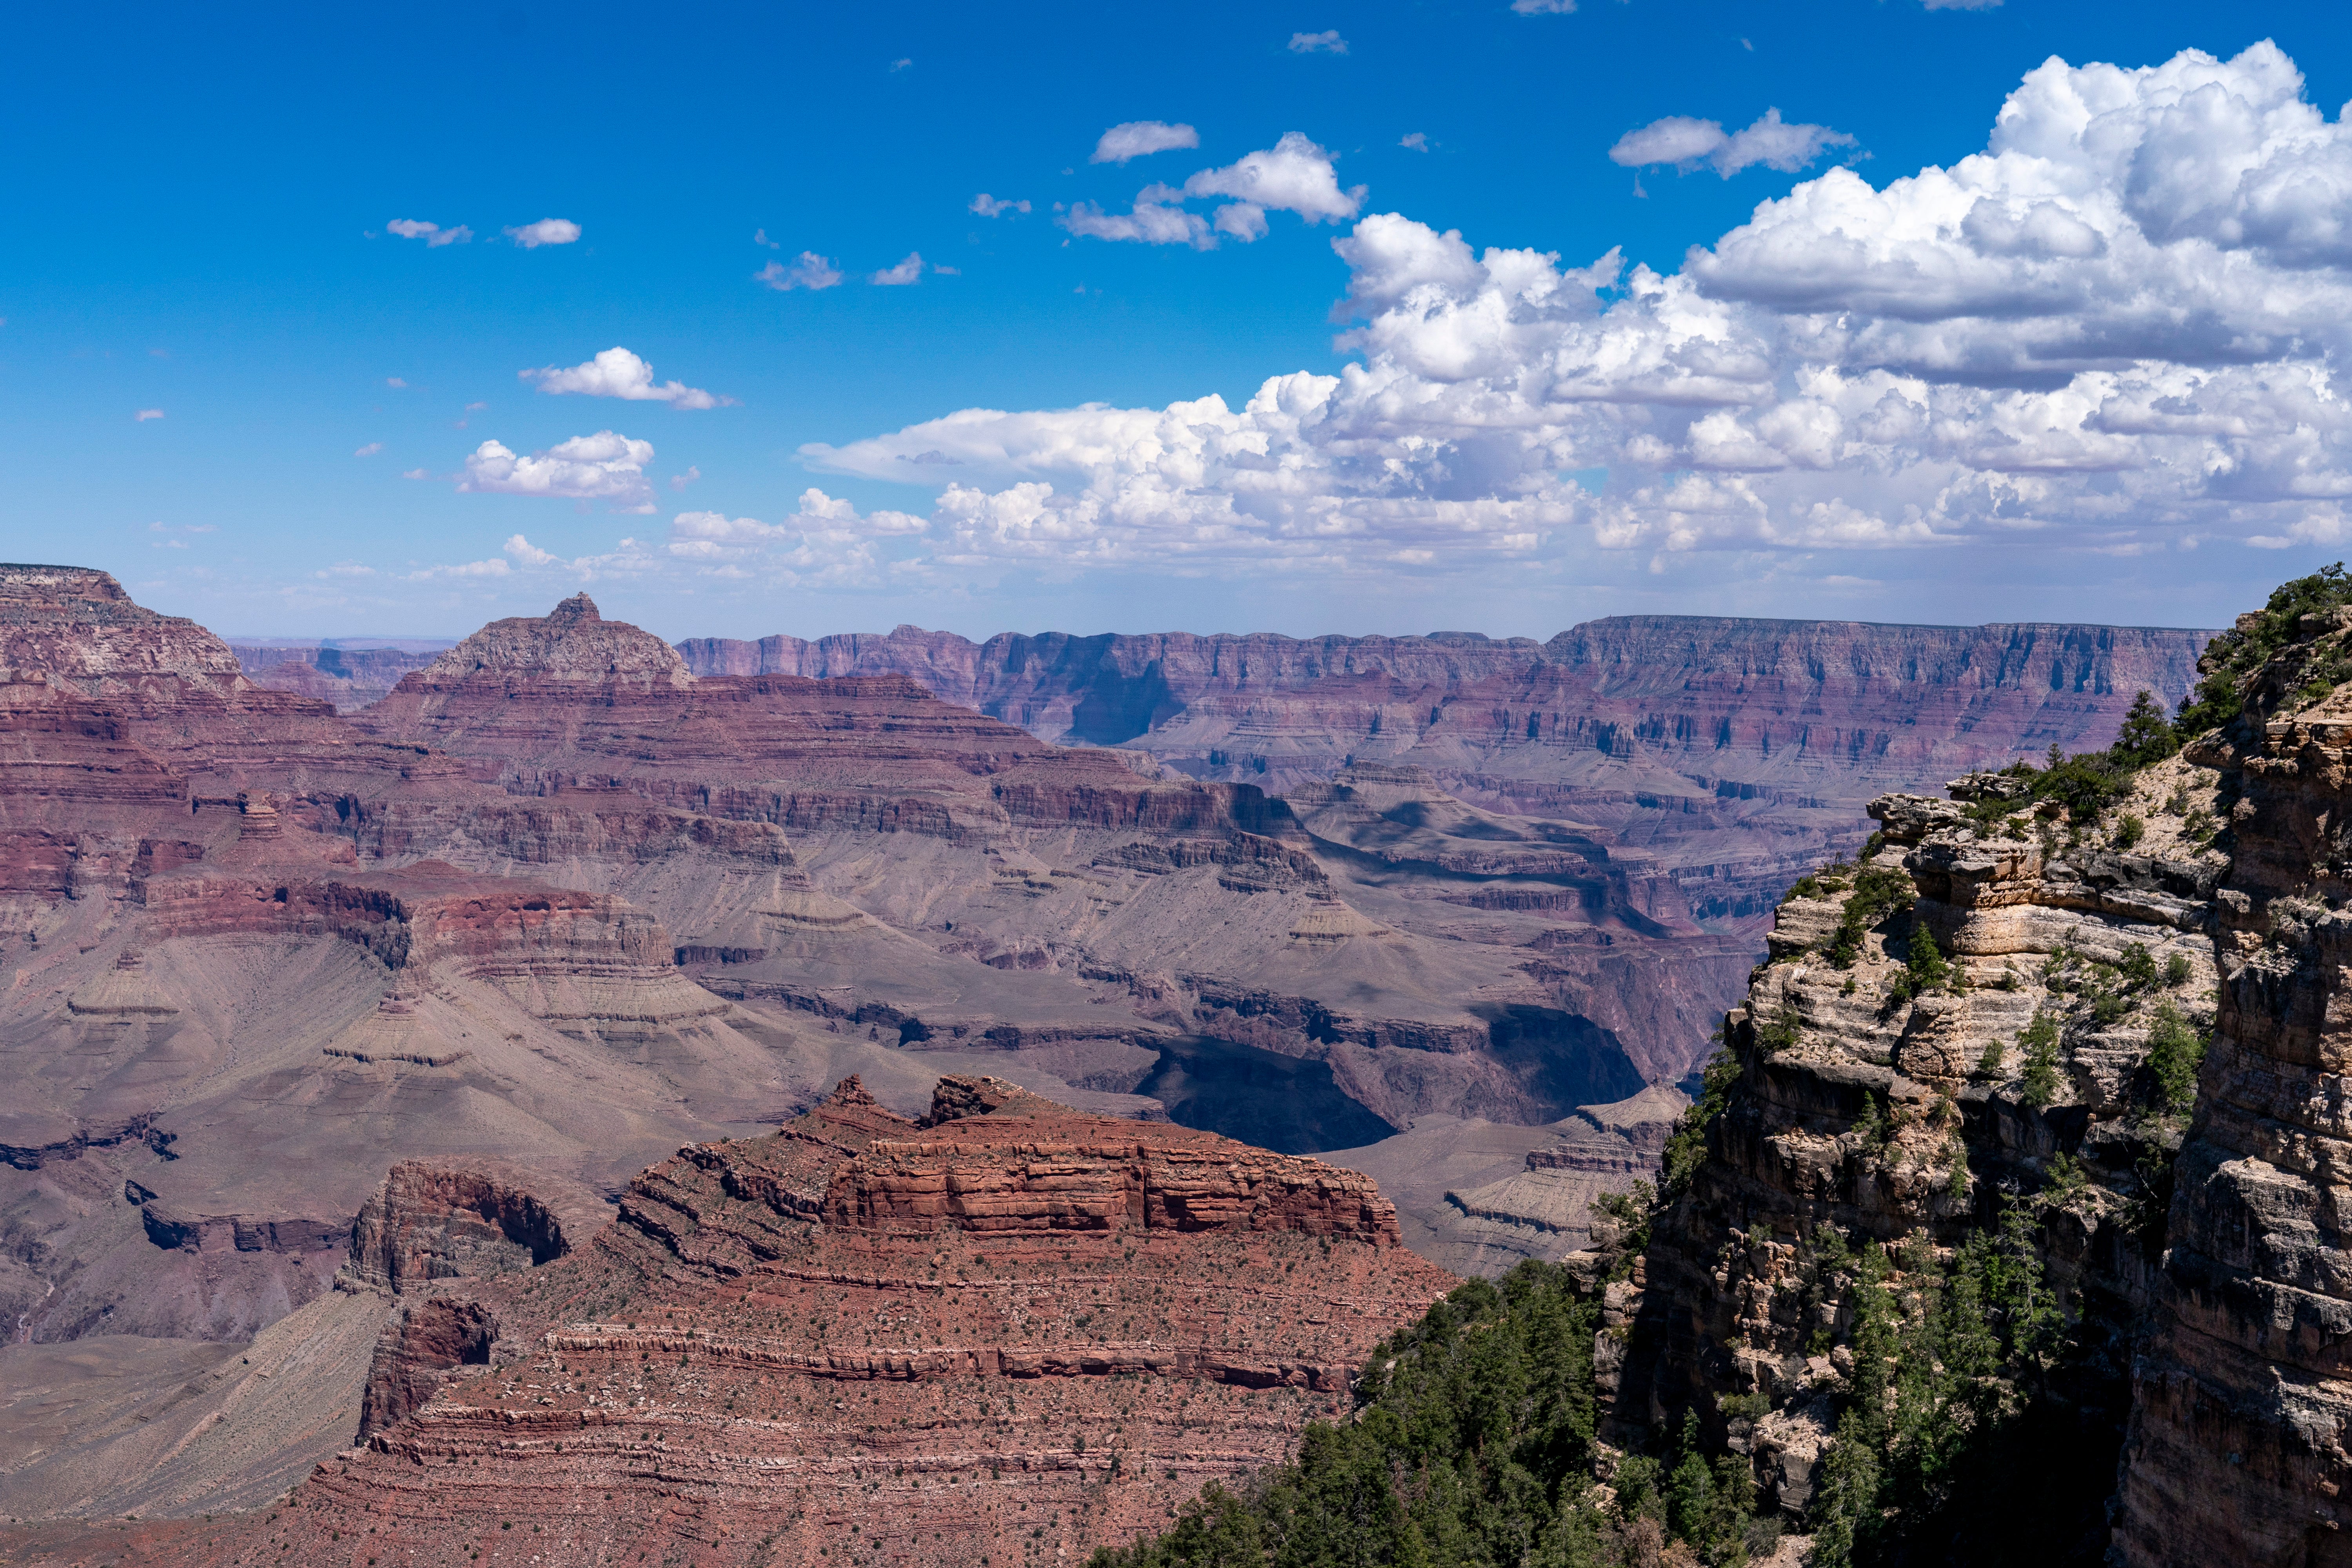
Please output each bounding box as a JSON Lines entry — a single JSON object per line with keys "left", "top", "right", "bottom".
{"left": 1091, "top": 1263, "right": 1650, "bottom": 1568}
{"left": 2175, "top": 561, "right": 2352, "bottom": 735}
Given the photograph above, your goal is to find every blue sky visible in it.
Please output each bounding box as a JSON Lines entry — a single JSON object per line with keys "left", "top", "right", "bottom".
{"left": 6, "top": 0, "right": 2351, "bottom": 641}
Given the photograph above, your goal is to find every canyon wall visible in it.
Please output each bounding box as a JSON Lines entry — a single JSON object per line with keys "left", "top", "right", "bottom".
{"left": 1602, "top": 752, "right": 2225, "bottom": 1558}
{"left": 2112, "top": 611, "right": 2352, "bottom": 1567}
{"left": 227, "top": 643, "right": 446, "bottom": 711}
{"left": 678, "top": 617, "right": 2211, "bottom": 929}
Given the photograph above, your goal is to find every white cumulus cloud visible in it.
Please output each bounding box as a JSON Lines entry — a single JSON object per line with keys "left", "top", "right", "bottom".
{"left": 496, "top": 532, "right": 661, "bottom": 580}
{"left": 970, "top": 194, "right": 1032, "bottom": 217}
{"left": 505, "top": 218, "right": 581, "bottom": 248}
{"left": 663, "top": 490, "right": 927, "bottom": 586}
{"left": 1610, "top": 108, "right": 1855, "bottom": 177}
{"left": 1091, "top": 122, "right": 1200, "bottom": 164}
{"left": 755, "top": 253, "right": 844, "bottom": 291}
{"left": 521, "top": 347, "right": 728, "bottom": 409}
{"left": 1063, "top": 133, "right": 1364, "bottom": 248}
{"left": 387, "top": 219, "right": 471, "bottom": 247}
{"left": 458, "top": 429, "right": 655, "bottom": 508}
{"left": 871, "top": 252, "right": 924, "bottom": 285}
{"left": 354, "top": 442, "right": 383, "bottom": 457}
{"left": 793, "top": 44, "right": 2352, "bottom": 579}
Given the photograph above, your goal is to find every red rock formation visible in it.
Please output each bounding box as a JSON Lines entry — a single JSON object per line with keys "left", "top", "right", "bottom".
{"left": 348, "top": 1158, "right": 603, "bottom": 1294}
{"left": 679, "top": 618, "right": 2214, "bottom": 926}
{"left": 68, "top": 1076, "right": 1454, "bottom": 1568}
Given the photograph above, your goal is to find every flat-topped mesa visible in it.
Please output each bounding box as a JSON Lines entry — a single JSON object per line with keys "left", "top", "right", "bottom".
{"left": 0, "top": 563, "right": 249, "bottom": 695}
{"left": 163, "top": 1073, "right": 1457, "bottom": 1568}
{"left": 824, "top": 1075, "right": 1408, "bottom": 1243}
{"left": 407, "top": 592, "right": 692, "bottom": 687}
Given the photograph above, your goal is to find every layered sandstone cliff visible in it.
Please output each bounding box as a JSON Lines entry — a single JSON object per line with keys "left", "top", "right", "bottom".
{"left": 679, "top": 617, "right": 2212, "bottom": 929}
{"left": 2112, "top": 609, "right": 2352, "bottom": 1567}
{"left": 1604, "top": 753, "right": 2225, "bottom": 1552}
{"left": 54, "top": 1076, "right": 1455, "bottom": 1568}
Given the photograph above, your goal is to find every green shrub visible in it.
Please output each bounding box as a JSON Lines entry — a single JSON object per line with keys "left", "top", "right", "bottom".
{"left": 2118, "top": 943, "right": 2157, "bottom": 990}
{"left": 1828, "top": 867, "right": 1916, "bottom": 969}
{"left": 2020, "top": 1013, "right": 2062, "bottom": 1107}
{"left": 2176, "top": 563, "right": 2352, "bottom": 735}
{"left": 2164, "top": 953, "right": 2192, "bottom": 987}
{"left": 1663, "top": 1045, "right": 1742, "bottom": 1196}
{"left": 1976, "top": 1034, "right": 2006, "bottom": 1080}
{"left": 2115, "top": 813, "right": 2145, "bottom": 848}
{"left": 2145, "top": 1001, "right": 2207, "bottom": 1112}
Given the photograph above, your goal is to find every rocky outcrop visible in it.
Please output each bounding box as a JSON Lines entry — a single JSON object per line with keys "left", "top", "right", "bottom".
{"left": 346, "top": 1158, "right": 603, "bottom": 1293}
{"left": 2113, "top": 620, "right": 2352, "bottom": 1566}
{"left": 123, "top": 1076, "right": 1455, "bottom": 1568}
{"left": 0, "top": 564, "right": 248, "bottom": 695}
{"left": 1608, "top": 752, "right": 2226, "bottom": 1549}
{"left": 415, "top": 592, "right": 691, "bottom": 686}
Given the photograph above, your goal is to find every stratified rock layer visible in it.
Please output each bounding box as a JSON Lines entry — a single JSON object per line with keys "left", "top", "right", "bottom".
{"left": 1610, "top": 755, "right": 2225, "bottom": 1541}
{"left": 2115, "top": 634, "right": 2352, "bottom": 1565}
{"left": 77, "top": 1076, "right": 1456, "bottom": 1568}
{"left": 679, "top": 617, "right": 2213, "bottom": 925}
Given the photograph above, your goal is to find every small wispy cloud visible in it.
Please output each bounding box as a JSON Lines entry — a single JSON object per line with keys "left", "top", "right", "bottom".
{"left": 754, "top": 228, "right": 782, "bottom": 249}
{"left": 1609, "top": 107, "right": 1855, "bottom": 177}
{"left": 386, "top": 377, "right": 408, "bottom": 389}
{"left": 1090, "top": 122, "right": 1199, "bottom": 165}
{"left": 135, "top": 408, "right": 164, "bottom": 422}
{"left": 970, "top": 194, "right": 1032, "bottom": 218}
{"left": 1510, "top": 0, "right": 1575, "bottom": 12}
{"left": 387, "top": 218, "right": 472, "bottom": 247}
{"left": 669, "top": 465, "right": 702, "bottom": 493}
{"left": 889, "top": 57, "right": 912, "bottom": 71}
{"left": 871, "top": 252, "right": 924, "bottom": 286}
{"left": 755, "top": 252, "right": 844, "bottom": 292}
{"left": 1399, "top": 132, "right": 1428, "bottom": 152}
{"left": 354, "top": 442, "right": 384, "bottom": 457}
{"left": 407, "top": 556, "right": 510, "bottom": 581}
{"left": 521, "top": 347, "right": 729, "bottom": 409}
{"left": 505, "top": 218, "right": 581, "bottom": 248}
{"left": 1287, "top": 29, "right": 1347, "bottom": 53}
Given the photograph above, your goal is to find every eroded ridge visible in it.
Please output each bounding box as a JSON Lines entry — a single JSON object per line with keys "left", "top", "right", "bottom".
{"left": 112, "top": 1075, "right": 1454, "bottom": 1568}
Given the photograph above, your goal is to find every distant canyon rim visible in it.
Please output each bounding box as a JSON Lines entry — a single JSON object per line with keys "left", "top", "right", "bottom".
{"left": 0, "top": 564, "right": 2207, "bottom": 1557}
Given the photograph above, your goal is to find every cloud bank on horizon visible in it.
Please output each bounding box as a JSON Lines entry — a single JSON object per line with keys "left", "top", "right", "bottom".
{"left": 616, "top": 43, "right": 2352, "bottom": 592}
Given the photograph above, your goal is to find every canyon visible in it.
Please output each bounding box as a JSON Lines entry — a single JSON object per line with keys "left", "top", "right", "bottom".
{"left": 0, "top": 563, "right": 2241, "bottom": 1566}
{"left": 675, "top": 618, "right": 2210, "bottom": 931}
